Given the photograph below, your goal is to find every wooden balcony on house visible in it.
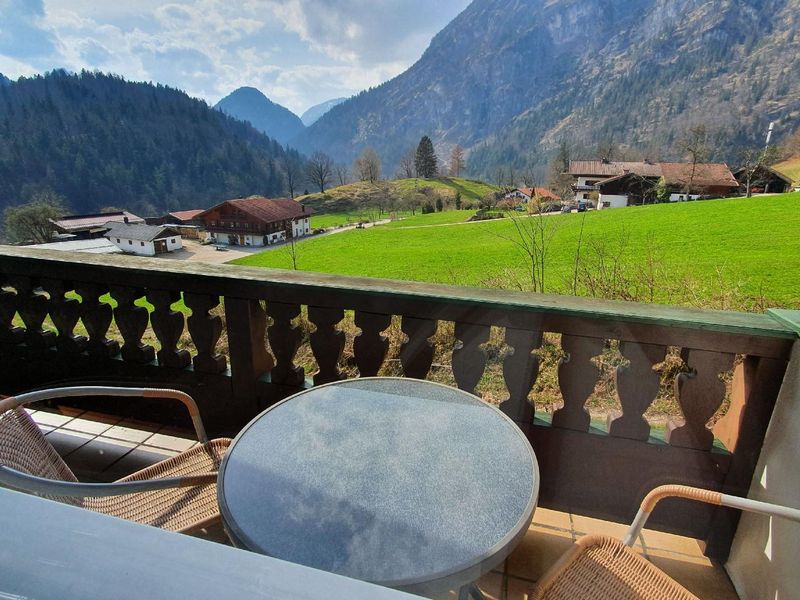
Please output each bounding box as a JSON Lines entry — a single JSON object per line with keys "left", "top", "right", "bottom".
{"left": 0, "top": 245, "right": 797, "bottom": 586}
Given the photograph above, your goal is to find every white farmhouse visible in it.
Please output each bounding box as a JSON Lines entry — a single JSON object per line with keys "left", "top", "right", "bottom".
{"left": 105, "top": 222, "right": 183, "bottom": 256}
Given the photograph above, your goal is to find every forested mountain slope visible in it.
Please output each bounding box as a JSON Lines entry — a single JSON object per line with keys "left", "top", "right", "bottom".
{"left": 215, "top": 87, "right": 305, "bottom": 146}
{"left": 0, "top": 71, "right": 296, "bottom": 215}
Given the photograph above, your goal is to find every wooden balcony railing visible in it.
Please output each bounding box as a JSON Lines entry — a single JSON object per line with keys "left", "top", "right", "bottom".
{"left": 0, "top": 246, "right": 796, "bottom": 560}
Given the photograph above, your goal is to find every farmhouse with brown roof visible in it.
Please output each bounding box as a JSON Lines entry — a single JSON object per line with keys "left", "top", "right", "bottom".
{"left": 504, "top": 187, "right": 560, "bottom": 203}
{"left": 196, "top": 196, "right": 314, "bottom": 246}
{"left": 567, "top": 159, "right": 739, "bottom": 209}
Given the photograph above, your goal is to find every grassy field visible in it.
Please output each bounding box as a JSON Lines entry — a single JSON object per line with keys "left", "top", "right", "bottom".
{"left": 232, "top": 192, "right": 800, "bottom": 308}
{"left": 297, "top": 177, "right": 498, "bottom": 213}
{"left": 381, "top": 209, "right": 478, "bottom": 228}
{"left": 389, "top": 177, "right": 497, "bottom": 201}
{"left": 774, "top": 156, "right": 800, "bottom": 185}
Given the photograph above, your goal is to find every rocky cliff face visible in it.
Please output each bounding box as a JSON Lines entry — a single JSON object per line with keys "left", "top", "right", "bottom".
{"left": 295, "top": 0, "right": 800, "bottom": 176}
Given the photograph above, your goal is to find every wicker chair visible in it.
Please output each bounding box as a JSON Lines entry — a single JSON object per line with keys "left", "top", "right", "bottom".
{"left": 529, "top": 484, "right": 800, "bottom": 599}
{"left": 0, "top": 386, "right": 231, "bottom": 534}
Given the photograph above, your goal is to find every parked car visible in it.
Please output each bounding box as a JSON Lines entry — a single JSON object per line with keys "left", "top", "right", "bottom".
{"left": 560, "top": 205, "right": 573, "bottom": 213}
{"left": 214, "top": 245, "right": 228, "bottom": 252}
{"left": 577, "top": 202, "right": 588, "bottom": 212}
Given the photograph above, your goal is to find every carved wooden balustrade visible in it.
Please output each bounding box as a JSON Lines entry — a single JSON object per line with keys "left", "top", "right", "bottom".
{"left": 0, "top": 247, "right": 796, "bottom": 559}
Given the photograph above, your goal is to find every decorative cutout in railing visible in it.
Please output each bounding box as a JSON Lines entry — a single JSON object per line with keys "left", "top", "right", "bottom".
{"left": 0, "top": 247, "right": 795, "bottom": 560}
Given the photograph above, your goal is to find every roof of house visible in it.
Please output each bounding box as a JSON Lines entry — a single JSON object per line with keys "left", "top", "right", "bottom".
{"left": 731, "top": 165, "right": 794, "bottom": 184}
{"left": 572, "top": 160, "right": 738, "bottom": 190}
{"left": 104, "top": 222, "right": 179, "bottom": 242}
{"left": 515, "top": 187, "right": 560, "bottom": 200}
{"left": 568, "top": 160, "right": 662, "bottom": 178}
{"left": 659, "top": 163, "right": 739, "bottom": 189}
{"left": 50, "top": 211, "right": 144, "bottom": 232}
{"left": 197, "top": 196, "right": 314, "bottom": 223}
{"left": 168, "top": 209, "right": 205, "bottom": 222}
{"left": 28, "top": 238, "right": 121, "bottom": 254}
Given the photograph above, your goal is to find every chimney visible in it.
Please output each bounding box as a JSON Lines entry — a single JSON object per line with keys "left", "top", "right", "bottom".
{"left": 123, "top": 216, "right": 129, "bottom": 224}
{"left": 301, "top": 204, "right": 305, "bottom": 213}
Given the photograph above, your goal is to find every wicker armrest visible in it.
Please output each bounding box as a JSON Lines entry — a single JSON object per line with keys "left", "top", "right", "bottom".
{"left": 0, "top": 386, "right": 208, "bottom": 443}
{"left": 0, "top": 464, "right": 217, "bottom": 497}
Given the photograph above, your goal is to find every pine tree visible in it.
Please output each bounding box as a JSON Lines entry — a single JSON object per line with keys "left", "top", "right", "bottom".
{"left": 415, "top": 136, "right": 438, "bottom": 178}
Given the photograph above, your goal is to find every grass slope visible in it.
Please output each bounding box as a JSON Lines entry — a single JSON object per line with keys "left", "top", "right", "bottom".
{"left": 297, "top": 177, "right": 498, "bottom": 213}
{"left": 232, "top": 193, "right": 800, "bottom": 308}
{"left": 774, "top": 156, "right": 800, "bottom": 185}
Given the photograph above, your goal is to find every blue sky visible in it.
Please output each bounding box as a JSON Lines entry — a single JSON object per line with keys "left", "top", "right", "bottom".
{"left": 0, "top": 0, "right": 471, "bottom": 114}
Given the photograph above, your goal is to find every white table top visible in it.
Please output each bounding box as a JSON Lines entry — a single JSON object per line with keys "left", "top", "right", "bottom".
{"left": 218, "top": 378, "right": 538, "bottom": 596}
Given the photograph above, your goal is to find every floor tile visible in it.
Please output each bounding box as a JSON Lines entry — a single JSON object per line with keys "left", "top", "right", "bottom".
{"left": 531, "top": 507, "right": 572, "bottom": 531}
{"left": 61, "top": 417, "right": 115, "bottom": 436}
{"left": 474, "top": 571, "right": 503, "bottom": 600}
{"left": 81, "top": 411, "right": 123, "bottom": 426}
{"left": 144, "top": 433, "right": 197, "bottom": 452}
{"left": 507, "top": 574, "right": 536, "bottom": 599}
{"left": 506, "top": 524, "right": 575, "bottom": 582}
{"left": 117, "top": 417, "right": 162, "bottom": 433}
{"left": 571, "top": 513, "right": 644, "bottom": 548}
{"left": 34, "top": 411, "right": 76, "bottom": 427}
{"left": 103, "top": 423, "right": 155, "bottom": 444}
{"left": 429, "top": 572, "right": 504, "bottom": 600}
{"left": 648, "top": 553, "right": 739, "bottom": 599}
{"left": 66, "top": 438, "right": 137, "bottom": 480}
{"left": 44, "top": 429, "right": 95, "bottom": 456}
{"left": 641, "top": 527, "right": 706, "bottom": 556}
{"left": 103, "top": 447, "right": 178, "bottom": 480}
{"left": 56, "top": 405, "right": 86, "bottom": 418}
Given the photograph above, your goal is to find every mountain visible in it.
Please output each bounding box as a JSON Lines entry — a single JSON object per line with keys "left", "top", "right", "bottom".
{"left": 215, "top": 87, "right": 305, "bottom": 146}
{"left": 297, "top": 0, "right": 800, "bottom": 177}
{"left": 0, "top": 71, "right": 297, "bottom": 216}
{"left": 301, "top": 97, "right": 347, "bottom": 127}
{"left": 0, "top": 73, "right": 11, "bottom": 86}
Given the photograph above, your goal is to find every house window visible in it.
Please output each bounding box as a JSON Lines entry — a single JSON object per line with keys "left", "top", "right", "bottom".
{"left": 211, "top": 220, "right": 216, "bottom": 226}
{"left": 140, "top": 241, "right": 144, "bottom": 246}
{"left": 128, "top": 240, "right": 132, "bottom": 245}
{"left": 170, "top": 238, "right": 175, "bottom": 244}
{"left": 116, "top": 238, "right": 120, "bottom": 243}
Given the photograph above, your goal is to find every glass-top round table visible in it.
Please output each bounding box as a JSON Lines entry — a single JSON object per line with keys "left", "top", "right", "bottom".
{"left": 218, "top": 377, "right": 539, "bottom": 597}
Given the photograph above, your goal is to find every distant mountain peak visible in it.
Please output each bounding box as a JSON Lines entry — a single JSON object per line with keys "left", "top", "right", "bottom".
{"left": 301, "top": 97, "right": 347, "bottom": 127}
{"left": 215, "top": 87, "right": 304, "bottom": 146}
{"left": 0, "top": 73, "right": 11, "bottom": 86}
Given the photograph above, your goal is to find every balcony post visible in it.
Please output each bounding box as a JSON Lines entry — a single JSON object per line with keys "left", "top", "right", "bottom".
{"left": 225, "top": 297, "right": 272, "bottom": 410}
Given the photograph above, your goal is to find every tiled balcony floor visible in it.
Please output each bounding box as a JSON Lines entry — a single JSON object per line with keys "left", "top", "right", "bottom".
{"left": 30, "top": 408, "right": 740, "bottom": 600}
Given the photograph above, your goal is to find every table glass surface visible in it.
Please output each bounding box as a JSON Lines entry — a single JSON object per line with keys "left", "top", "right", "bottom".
{"left": 218, "top": 378, "right": 537, "bottom": 588}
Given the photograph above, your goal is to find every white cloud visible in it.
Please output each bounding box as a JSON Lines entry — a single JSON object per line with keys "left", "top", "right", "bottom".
{"left": 1, "top": 0, "right": 471, "bottom": 113}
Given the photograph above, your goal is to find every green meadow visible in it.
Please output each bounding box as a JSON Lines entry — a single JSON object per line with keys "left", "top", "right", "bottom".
{"left": 232, "top": 192, "right": 800, "bottom": 309}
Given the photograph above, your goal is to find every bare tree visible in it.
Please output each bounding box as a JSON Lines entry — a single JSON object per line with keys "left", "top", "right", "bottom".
{"left": 334, "top": 163, "right": 349, "bottom": 187}
{"left": 678, "top": 124, "right": 709, "bottom": 197}
{"left": 548, "top": 140, "right": 574, "bottom": 203}
{"left": 280, "top": 154, "right": 303, "bottom": 199}
{"left": 305, "top": 151, "right": 333, "bottom": 193}
{"left": 397, "top": 148, "right": 416, "bottom": 179}
{"left": 737, "top": 145, "right": 781, "bottom": 197}
{"left": 449, "top": 145, "right": 465, "bottom": 177}
{"left": 493, "top": 206, "right": 560, "bottom": 293}
{"left": 354, "top": 147, "right": 381, "bottom": 183}
{"left": 284, "top": 233, "right": 299, "bottom": 270}
{"left": 595, "top": 137, "right": 617, "bottom": 162}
